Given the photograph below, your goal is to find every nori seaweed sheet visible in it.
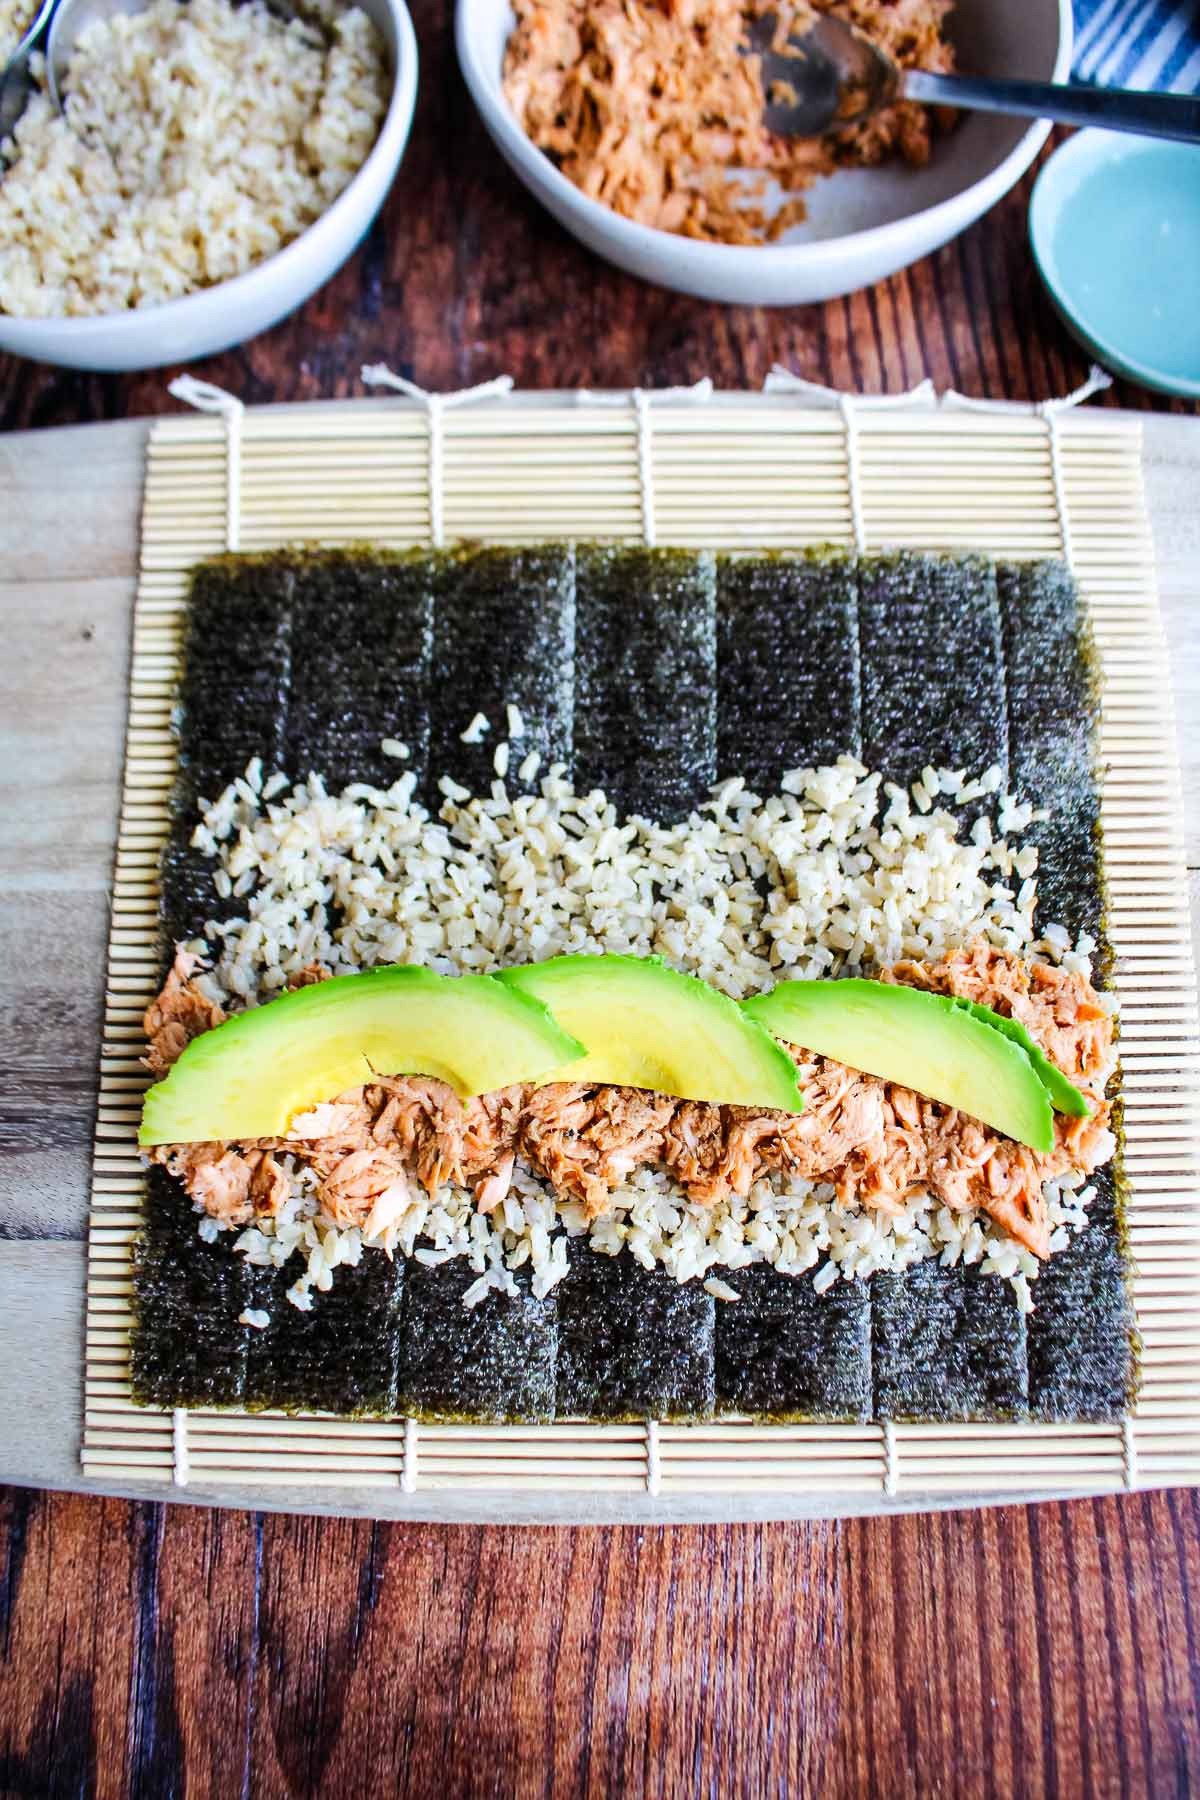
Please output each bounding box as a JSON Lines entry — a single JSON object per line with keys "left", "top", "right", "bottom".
{"left": 859, "top": 552, "right": 1030, "bottom": 1420}
{"left": 997, "top": 559, "right": 1105, "bottom": 947}
{"left": 424, "top": 545, "right": 576, "bottom": 802}
{"left": 130, "top": 1168, "right": 251, "bottom": 1408}
{"left": 556, "top": 1240, "right": 715, "bottom": 1420}
{"left": 284, "top": 555, "right": 434, "bottom": 793}
{"left": 144, "top": 560, "right": 298, "bottom": 1401}
{"left": 239, "top": 554, "right": 428, "bottom": 1414}
{"left": 575, "top": 545, "right": 716, "bottom": 818}
{"left": 389, "top": 547, "right": 574, "bottom": 1419}
{"left": 161, "top": 561, "right": 295, "bottom": 947}
{"left": 1025, "top": 1163, "right": 1136, "bottom": 1420}
{"left": 135, "top": 543, "right": 1131, "bottom": 1429}
{"left": 714, "top": 1264, "right": 871, "bottom": 1421}
{"left": 398, "top": 1261, "right": 558, "bottom": 1422}
{"left": 715, "top": 552, "right": 861, "bottom": 786}
{"left": 241, "top": 1254, "right": 407, "bottom": 1415}
{"left": 557, "top": 548, "right": 720, "bottom": 1417}
{"left": 158, "top": 836, "right": 243, "bottom": 952}
{"left": 174, "top": 559, "right": 295, "bottom": 804}
{"left": 859, "top": 551, "right": 1009, "bottom": 816}
{"left": 147, "top": 551, "right": 433, "bottom": 1414}
{"left": 872, "top": 1261, "right": 1029, "bottom": 1422}
{"left": 997, "top": 559, "right": 1133, "bottom": 1417}
{"left": 713, "top": 551, "right": 872, "bottom": 1420}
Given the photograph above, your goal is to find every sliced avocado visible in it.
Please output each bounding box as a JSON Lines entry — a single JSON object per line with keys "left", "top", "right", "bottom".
{"left": 740, "top": 978, "right": 1055, "bottom": 1153}
{"left": 947, "top": 997, "right": 1090, "bottom": 1119}
{"left": 139, "top": 966, "right": 586, "bottom": 1146}
{"left": 495, "top": 955, "right": 804, "bottom": 1111}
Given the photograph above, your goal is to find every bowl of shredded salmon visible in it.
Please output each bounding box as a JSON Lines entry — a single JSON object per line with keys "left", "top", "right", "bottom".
{"left": 457, "top": 0, "right": 1071, "bottom": 302}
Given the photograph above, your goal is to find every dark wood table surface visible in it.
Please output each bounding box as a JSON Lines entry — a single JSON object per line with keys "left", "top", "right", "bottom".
{"left": 2, "top": 1, "right": 1199, "bottom": 1791}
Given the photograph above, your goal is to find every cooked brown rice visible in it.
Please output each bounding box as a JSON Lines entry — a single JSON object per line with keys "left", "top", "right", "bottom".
{"left": 0, "top": 0, "right": 389, "bottom": 317}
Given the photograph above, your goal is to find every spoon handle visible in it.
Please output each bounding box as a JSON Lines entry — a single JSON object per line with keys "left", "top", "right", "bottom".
{"left": 0, "top": 44, "right": 36, "bottom": 137}
{"left": 0, "top": 0, "right": 60, "bottom": 131}
{"left": 902, "top": 69, "right": 1200, "bottom": 145}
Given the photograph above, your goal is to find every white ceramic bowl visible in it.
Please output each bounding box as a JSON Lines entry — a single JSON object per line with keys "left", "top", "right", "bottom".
{"left": 458, "top": 0, "right": 1070, "bottom": 305}
{"left": 0, "top": 0, "right": 418, "bottom": 371}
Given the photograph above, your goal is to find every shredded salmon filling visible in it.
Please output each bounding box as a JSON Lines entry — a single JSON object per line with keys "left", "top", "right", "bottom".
{"left": 502, "top": 0, "right": 956, "bottom": 244}
{"left": 141, "top": 947, "right": 226, "bottom": 1077}
{"left": 144, "top": 942, "right": 1116, "bottom": 1263}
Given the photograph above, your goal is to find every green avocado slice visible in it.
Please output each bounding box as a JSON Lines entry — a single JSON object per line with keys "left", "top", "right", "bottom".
{"left": 139, "top": 966, "right": 587, "bottom": 1146}
{"left": 740, "top": 978, "right": 1056, "bottom": 1153}
{"left": 495, "top": 954, "right": 805, "bottom": 1112}
{"left": 946, "top": 997, "right": 1091, "bottom": 1119}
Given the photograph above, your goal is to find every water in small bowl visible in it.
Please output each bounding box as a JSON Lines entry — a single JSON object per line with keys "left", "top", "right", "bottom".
{"left": 1031, "top": 129, "right": 1200, "bottom": 399}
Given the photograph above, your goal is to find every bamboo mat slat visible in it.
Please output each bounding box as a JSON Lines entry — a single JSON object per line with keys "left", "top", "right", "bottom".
{"left": 81, "top": 391, "right": 1200, "bottom": 1509}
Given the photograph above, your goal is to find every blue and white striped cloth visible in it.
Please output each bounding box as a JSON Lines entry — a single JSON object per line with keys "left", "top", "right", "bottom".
{"left": 1072, "top": 0, "right": 1200, "bottom": 93}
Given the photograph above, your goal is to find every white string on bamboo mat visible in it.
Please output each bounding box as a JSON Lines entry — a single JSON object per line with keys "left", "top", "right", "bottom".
{"left": 764, "top": 363, "right": 1115, "bottom": 565}
{"left": 945, "top": 359, "right": 1137, "bottom": 1481}
{"left": 763, "top": 368, "right": 939, "bottom": 408}
{"left": 164, "top": 373, "right": 252, "bottom": 1488}
{"left": 1122, "top": 1415, "right": 1138, "bottom": 1491}
{"left": 166, "top": 373, "right": 248, "bottom": 1479}
{"left": 1122, "top": 1418, "right": 1144, "bottom": 1490}
{"left": 402, "top": 1415, "right": 419, "bottom": 1494}
{"left": 168, "top": 375, "right": 244, "bottom": 552}
{"left": 576, "top": 379, "right": 714, "bottom": 546}
{"left": 645, "top": 1420, "right": 662, "bottom": 1496}
{"left": 882, "top": 1420, "right": 899, "bottom": 1498}
{"left": 1037, "top": 370, "right": 1113, "bottom": 570}
{"left": 943, "top": 364, "right": 1113, "bottom": 569}
{"left": 767, "top": 362, "right": 1129, "bottom": 1486}
{"left": 172, "top": 1407, "right": 190, "bottom": 1487}
{"left": 1028, "top": 325, "right": 1114, "bottom": 1359}
{"left": 763, "top": 369, "right": 938, "bottom": 552}
{"left": 360, "top": 366, "right": 515, "bottom": 547}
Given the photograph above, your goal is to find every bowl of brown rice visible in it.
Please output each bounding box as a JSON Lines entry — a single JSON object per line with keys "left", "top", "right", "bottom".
{"left": 457, "top": 0, "right": 1069, "bottom": 304}
{"left": 0, "top": 0, "right": 417, "bottom": 369}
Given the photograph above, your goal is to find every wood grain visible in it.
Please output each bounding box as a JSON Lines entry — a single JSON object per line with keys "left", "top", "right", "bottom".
{"left": 2, "top": 1487, "right": 1199, "bottom": 1796}
{"left": 3, "top": 411, "right": 1197, "bottom": 1505}
{"left": 0, "top": 0, "right": 1197, "bottom": 426}
{"left": 0, "top": 0, "right": 1198, "bottom": 1782}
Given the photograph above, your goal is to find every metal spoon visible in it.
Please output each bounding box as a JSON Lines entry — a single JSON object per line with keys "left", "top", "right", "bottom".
{"left": 750, "top": 12, "right": 1200, "bottom": 144}
{"left": 0, "top": 0, "right": 149, "bottom": 135}
{"left": 0, "top": 0, "right": 57, "bottom": 138}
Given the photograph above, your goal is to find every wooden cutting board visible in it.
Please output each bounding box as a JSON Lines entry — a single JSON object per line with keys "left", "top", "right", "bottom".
{"left": 2, "top": 408, "right": 1198, "bottom": 1522}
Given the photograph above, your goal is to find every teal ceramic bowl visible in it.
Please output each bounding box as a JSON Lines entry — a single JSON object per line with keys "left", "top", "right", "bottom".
{"left": 1030, "top": 128, "right": 1200, "bottom": 399}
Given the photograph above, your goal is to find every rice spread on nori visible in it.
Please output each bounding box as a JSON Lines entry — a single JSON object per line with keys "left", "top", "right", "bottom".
{"left": 131, "top": 545, "right": 1135, "bottom": 1424}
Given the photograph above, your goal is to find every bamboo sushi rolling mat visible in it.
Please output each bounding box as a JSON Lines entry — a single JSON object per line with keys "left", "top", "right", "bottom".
{"left": 80, "top": 386, "right": 1200, "bottom": 1518}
